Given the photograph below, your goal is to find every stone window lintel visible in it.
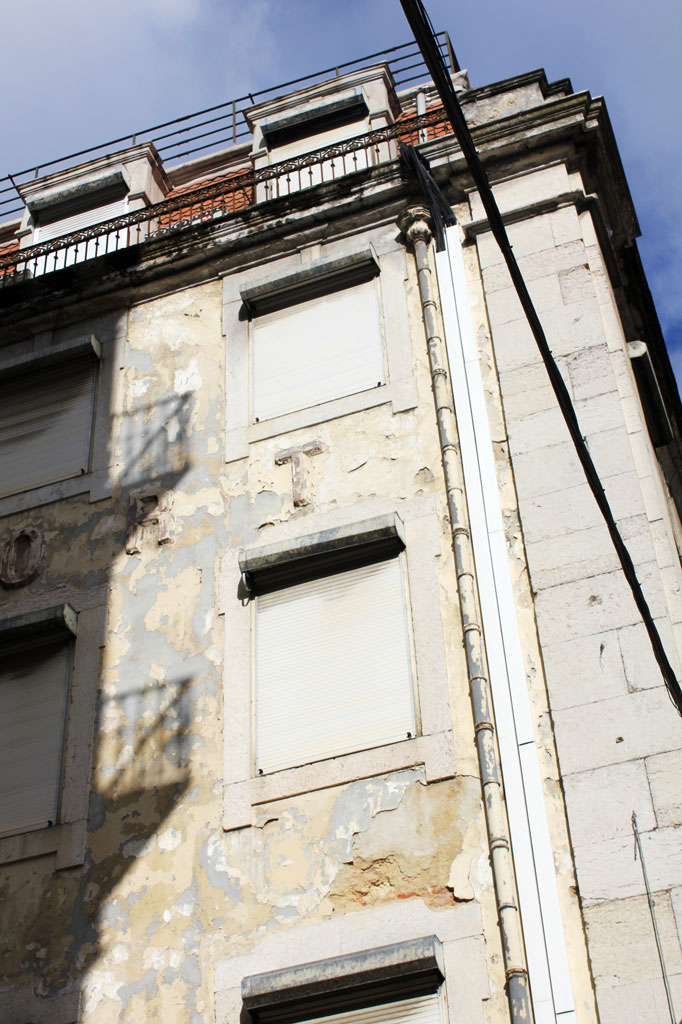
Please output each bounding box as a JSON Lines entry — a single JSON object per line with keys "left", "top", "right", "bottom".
{"left": 0, "top": 603, "right": 78, "bottom": 641}
{"left": 0, "top": 334, "right": 101, "bottom": 378}
{"left": 239, "top": 512, "right": 404, "bottom": 577}
{"left": 239, "top": 247, "right": 379, "bottom": 317}
{"left": 242, "top": 935, "right": 445, "bottom": 1021}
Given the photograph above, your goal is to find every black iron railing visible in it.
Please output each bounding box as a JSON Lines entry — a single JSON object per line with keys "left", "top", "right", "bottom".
{"left": 0, "top": 34, "right": 458, "bottom": 225}
{"left": 0, "top": 106, "right": 452, "bottom": 288}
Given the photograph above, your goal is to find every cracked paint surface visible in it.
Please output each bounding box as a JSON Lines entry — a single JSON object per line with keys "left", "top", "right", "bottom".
{"left": 0, "top": 244, "right": 503, "bottom": 1023}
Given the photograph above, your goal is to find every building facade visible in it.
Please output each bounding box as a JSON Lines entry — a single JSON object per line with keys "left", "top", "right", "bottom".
{"left": 1, "top": 39, "right": 681, "bottom": 1024}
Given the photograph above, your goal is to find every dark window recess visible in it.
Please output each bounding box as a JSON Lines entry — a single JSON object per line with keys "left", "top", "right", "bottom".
{"left": 240, "top": 517, "right": 405, "bottom": 597}
{"left": 260, "top": 94, "right": 369, "bottom": 149}
{"left": 29, "top": 170, "right": 129, "bottom": 227}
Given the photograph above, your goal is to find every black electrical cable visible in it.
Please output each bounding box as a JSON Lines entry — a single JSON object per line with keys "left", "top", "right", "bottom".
{"left": 399, "top": 0, "right": 682, "bottom": 716}
{"left": 400, "top": 143, "right": 456, "bottom": 250}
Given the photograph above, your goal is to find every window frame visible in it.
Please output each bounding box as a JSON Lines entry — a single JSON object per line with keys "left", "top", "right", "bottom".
{"left": 0, "top": 603, "right": 100, "bottom": 868}
{"left": 221, "top": 499, "right": 456, "bottom": 831}
{"left": 248, "top": 274, "right": 388, "bottom": 425}
{"left": 216, "top": 910, "right": 491, "bottom": 1022}
{"left": 0, "top": 631, "right": 73, "bottom": 840}
{"left": 222, "top": 232, "right": 418, "bottom": 462}
{"left": 0, "top": 342, "right": 99, "bottom": 501}
{"left": 0, "top": 327, "right": 122, "bottom": 517}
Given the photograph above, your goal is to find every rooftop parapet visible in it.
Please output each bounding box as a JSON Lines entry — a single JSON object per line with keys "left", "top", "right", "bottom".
{"left": 0, "top": 34, "right": 459, "bottom": 226}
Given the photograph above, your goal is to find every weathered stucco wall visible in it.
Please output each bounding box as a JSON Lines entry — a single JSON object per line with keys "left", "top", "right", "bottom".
{"left": 0, "top": 230, "right": 506, "bottom": 1024}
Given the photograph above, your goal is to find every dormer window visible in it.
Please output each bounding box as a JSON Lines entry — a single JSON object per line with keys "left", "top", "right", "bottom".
{"left": 246, "top": 65, "right": 400, "bottom": 197}
{"left": 14, "top": 143, "right": 169, "bottom": 272}
{"left": 260, "top": 90, "right": 370, "bottom": 159}
{"left": 25, "top": 170, "right": 128, "bottom": 270}
{"left": 30, "top": 168, "right": 129, "bottom": 241}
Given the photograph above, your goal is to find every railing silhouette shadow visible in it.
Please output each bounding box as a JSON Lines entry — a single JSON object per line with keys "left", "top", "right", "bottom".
{"left": 0, "top": 363, "right": 207, "bottom": 1021}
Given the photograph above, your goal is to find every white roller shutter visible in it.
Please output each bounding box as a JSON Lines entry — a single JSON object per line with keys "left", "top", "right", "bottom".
{"left": 255, "top": 557, "right": 415, "bottom": 775}
{"left": 35, "top": 198, "right": 127, "bottom": 242}
{"left": 0, "top": 639, "right": 70, "bottom": 837}
{"left": 0, "top": 358, "right": 97, "bottom": 497}
{"left": 300, "top": 993, "right": 443, "bottom": 1024}
{"left": 34, "top": 199, "right": 128, "bottom": 271}
{"left": 273, "top": 121, "right": 368, "bottom": 163}
{"left": 252, "top": 279, "right": 385, "bottom": 422}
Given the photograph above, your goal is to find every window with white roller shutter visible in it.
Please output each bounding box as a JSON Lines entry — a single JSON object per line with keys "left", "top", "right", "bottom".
{"left": 251, "top": 277, "right": 385, "bottom": 423}
{"left": 228, "top": 510, "right": 456, "bottom": 831}
{"left": 265, "top": 119, "right": 371, "bottom": 198}
{"left": 0, "top": 354, "right": 98, "bottom": 498}
{"left": 296, "top": 993, "right": 443, "bottom": 1024}
{"left": 253, "top": 549, "right": 416, "bottom": 776}
{"left": 0, "top": 635, "right": 71, "bottom": 838}
{"left": 34, "top": 198, "right": 127, "bottom": 243}
{"left": 33, "top": 198, "right": 128, "bottom": 272}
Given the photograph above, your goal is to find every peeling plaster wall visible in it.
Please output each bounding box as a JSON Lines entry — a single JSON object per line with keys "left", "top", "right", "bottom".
{"left": 82, "top": 281, "right": 227, "bottom": 1023}
{"left": 0, "top": 281, "right": 230, "bottom": 1023}
{"left": 0, "top": 234, "right": 501, "bottom": 1024}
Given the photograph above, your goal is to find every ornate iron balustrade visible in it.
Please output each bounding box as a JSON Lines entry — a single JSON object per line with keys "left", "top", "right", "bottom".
{"left": 0, "top": 34, "right": 458, "bottom": 223}
{"left": 0, "top": 107, "right": 451, "bottom": 288}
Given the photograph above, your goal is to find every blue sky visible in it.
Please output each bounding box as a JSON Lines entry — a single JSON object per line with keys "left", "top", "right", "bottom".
{"left": 3, "top": 0, "right": 680, "bottom": 378}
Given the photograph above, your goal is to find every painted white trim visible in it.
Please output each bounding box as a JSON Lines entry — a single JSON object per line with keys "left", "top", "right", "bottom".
{"left": 435, "top": 225, "right": 576, "bottom": 1023}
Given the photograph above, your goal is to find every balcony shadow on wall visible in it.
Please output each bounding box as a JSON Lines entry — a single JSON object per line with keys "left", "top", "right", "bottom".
{"left": 0, "top": 378, "right": 207, "bottom": 1021}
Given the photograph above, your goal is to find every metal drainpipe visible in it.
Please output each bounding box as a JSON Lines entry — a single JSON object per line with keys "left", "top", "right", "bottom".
{"left": 398, "top": 206, "right": 533, "bottom": 1024}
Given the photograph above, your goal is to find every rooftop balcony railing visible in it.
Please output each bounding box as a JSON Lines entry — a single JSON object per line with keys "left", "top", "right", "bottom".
{"left": 0, "top": 34, "right": 458, "bottom": 226}
{"left": 0, "top": 106, "right": 452, "bottom": 289}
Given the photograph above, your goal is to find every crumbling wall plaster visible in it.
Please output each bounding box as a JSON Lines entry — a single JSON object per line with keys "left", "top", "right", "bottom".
{"left": 0, "top": 247, "right": 502, "bottom": 1024}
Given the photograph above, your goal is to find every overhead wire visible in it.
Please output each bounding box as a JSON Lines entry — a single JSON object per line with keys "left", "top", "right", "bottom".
{"left": 399, "top": 0, "right": 682, "bottom": 715}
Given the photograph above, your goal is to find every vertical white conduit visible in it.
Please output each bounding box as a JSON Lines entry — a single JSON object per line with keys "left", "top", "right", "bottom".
{"left": 401, "top": 207, "right": 531, "bottom": 1022}
{"left": 435, "top": 224, "right": 577, "bottom": 1024}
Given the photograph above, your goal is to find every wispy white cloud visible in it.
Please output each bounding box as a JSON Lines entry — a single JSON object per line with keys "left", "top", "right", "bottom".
{"left": 3, "top": 0, "right": 279, "bottom": 168}
{"left": 4, "top": 0, "right": 680, "bottom": 377}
